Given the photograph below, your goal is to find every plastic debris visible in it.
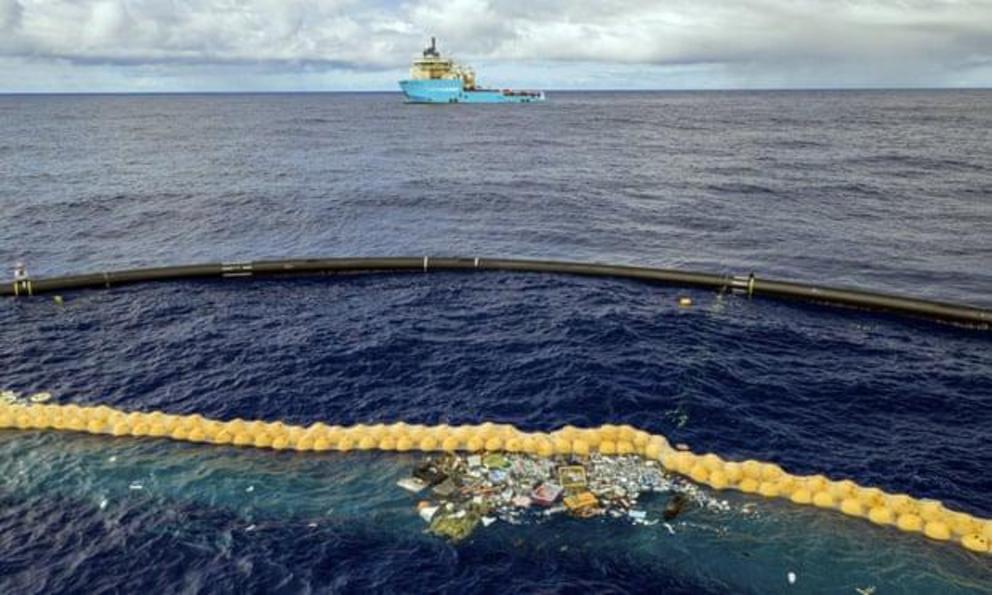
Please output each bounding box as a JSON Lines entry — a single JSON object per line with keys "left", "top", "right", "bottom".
{"left": 511, "top": 495, "right": 532, "bottom": 508}
{"left": 431, "top": 477, "right": 458, "bottom": 497}
{"left": 558, "top": 465, "right": 588, "bottom": 490}
{"left": 787, "top": 571, "right": 797, "bottom": 585}
{"left": 532, "top": 483, "right": 563, "bottom": 506}
{"left": 397, "top": 451, "right": 713, "bottom": 542}
{"left": 429, "top": 507, "right": 481, "bottom": 542}
{"left": 419, "top": 505, "right": 440, "bottom": 523}
{"left": 663, "top": 493, "right": 689, "bottom": 520}
{"left": 397, "top": 477, "right": 429, "bottom": 493}
{"left": 28, "top": 392, "right": 52, "bottom": 403}
{"left": 482, "top": 453, "right": 510, "bottom": 469}
{"left": 563, "top": 492, "right": 599, "bottom": 517}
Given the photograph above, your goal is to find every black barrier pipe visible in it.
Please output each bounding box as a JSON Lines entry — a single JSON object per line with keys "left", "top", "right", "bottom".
{"left": 2, "top": 257, "right": 989, "bottom": 329}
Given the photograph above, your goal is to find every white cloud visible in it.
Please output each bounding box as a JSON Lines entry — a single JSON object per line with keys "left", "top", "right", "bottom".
{"left": 0, "top": 0, "right": 990, "bottom": 90}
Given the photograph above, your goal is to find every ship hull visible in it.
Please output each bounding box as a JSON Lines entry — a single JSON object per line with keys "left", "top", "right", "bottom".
{"left": 399, "top": 79, "right": 545, "bottom": 104}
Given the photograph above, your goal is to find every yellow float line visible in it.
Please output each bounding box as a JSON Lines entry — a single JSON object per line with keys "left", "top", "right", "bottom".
{"left": 1, "top": 401, "right": 990, "bottom": 554}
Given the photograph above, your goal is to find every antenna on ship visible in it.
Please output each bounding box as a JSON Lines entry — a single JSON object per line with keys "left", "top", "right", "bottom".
{"left": 424, "top": 36, "right": 439, "bottom": 58}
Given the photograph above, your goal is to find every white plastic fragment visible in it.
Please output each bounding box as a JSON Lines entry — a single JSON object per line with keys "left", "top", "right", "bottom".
{"left": 397, "top": 477, "right": 428, "bottom": 493}
{"left": 787, "top": 571, "right": 796, "bottom": 585}
{"left": 28, "top": 392, "right": 52, "bottom": 403}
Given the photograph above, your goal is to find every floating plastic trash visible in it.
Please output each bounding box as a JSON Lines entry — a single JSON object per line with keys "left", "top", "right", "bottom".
{"left": 28, "top": 392, "right": 52, "bottom": 403}
{"left": 397, "top": 477, "right": 428, "bottom": 493}
{"left": 532, "top": 483, "right": 563, "bottom": 507}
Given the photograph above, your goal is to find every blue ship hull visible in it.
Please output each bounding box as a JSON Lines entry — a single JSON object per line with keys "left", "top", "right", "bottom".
{"left": 399, "top": 79, "right": 545, "bottom": 104}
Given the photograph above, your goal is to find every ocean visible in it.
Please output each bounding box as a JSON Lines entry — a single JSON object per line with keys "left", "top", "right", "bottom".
{"left": 0, "top": 91, "right": 990, "bottom": 593}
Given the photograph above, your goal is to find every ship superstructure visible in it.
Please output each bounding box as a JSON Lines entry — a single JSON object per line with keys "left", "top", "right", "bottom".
{"left": 399, "top": 38, "right": 545, "bottom": 104}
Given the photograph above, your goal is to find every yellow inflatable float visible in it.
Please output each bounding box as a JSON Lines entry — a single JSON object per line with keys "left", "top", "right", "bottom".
{"left": 0, "top": 400, "right": 988, "bottom": 555}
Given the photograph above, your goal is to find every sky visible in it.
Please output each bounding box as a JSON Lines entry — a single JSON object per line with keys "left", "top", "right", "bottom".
{"left": 0, "top": 0, "right": 991, "bottom": 92}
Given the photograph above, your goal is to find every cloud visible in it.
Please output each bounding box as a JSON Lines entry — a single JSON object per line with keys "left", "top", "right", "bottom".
{"left": 1, "top": 0, "right": 990, "bottom": 90}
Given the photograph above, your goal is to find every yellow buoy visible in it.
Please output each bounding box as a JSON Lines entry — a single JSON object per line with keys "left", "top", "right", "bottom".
{"left": 888, "top": 494, "right": 916, "bottom": 516}
{"left": 599, "top": 440, "right": 617, "bottom": 456}
{"left": 674, "top": 451, "right": 695, "bottom": 474}
{"left": 758, "top": 481, "right": 779, "bottom": 498}
{"left": 739, "top": 478, "right": 759, "bottom": 493}
{"left": 294, "top": 434, "right": 315, "bottom": 451}
{"left": 485, "top": 437, "right": 504, "bottom": 452}
{"left": 924, "top": 521, "right": 951, "bottom": 541}
{"left": 690, "top": 464, "right": 709, "bottom": 484}
{"left": 790, "top": 489, "right": 813, "bottom": 505}
{"left": 760, "top": 464, "right": 784, "bottom": 482}
{"left": 616, "top": 440, "right": 635, "bottom": 455}
{"left": 708, "top": 470, "right": 729, "bottom": 490}
{"left": 395, "top": 436, "right": 413, "bottom": 452}
{"left": 857, "top": 487, "right": 884, "bottom": 509}
{"left": 742, "top": 460, "right": 763, "bottom": 480}
{"left": 828, "top": 479, "right": 856, "bottom": 501}
{"left": 644, "top": 442, "right": 664, "bottom": 460}
{"left": 723, "top": 462, "right": 743, "bottom": 483}
{"left": 897, "top": 513, "right": 924, "bottom": 532}
{"left": 840, "top": 498, "right": 864, "bottom": 517}
{"left": 947, "top": 511, "right": 980, "bottom": 536}
{"left": 919, "top": 500, "right": 945, "bottom": 522}
{"left": 961, "top": 533, "right": 990, "bottom": 553}
{"left": 465, "top": 436, "right": 484, "bottom": 452}
{"left": 572, "top": 440, "right": 590, "bottom": 456}
{"left": 701, "top": 453, "right": 723, "bottom": 472}
{"left": 868, "top": 506, "right": 894, "bottom": 525}
{"left": 812, "top": 491, "right": 835, "bottom": 509}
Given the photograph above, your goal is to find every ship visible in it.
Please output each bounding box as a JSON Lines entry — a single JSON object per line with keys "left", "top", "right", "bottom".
{"left": 399, "top": 38, "right": 545, "bottom": 104}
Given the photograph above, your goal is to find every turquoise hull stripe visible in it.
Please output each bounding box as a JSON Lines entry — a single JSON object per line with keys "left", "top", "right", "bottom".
{"left": 399, "top": 80, "right": 545, "bottom": 104}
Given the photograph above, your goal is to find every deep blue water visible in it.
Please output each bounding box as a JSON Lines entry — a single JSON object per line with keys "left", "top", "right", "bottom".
{"left": 1, "top": 91, "right": 991, "bottom": 593}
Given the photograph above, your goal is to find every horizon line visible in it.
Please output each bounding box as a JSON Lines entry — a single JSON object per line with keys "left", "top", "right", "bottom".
{"left": 1, "top": 86, "right": 991, "bottom": 96}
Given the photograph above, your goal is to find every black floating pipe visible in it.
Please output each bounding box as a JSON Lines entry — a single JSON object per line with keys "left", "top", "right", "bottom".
{"left": 2, "top": 257, "right": 989, "bottom": 330}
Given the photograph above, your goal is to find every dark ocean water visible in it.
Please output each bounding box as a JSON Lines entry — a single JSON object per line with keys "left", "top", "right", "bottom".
{"left": 0, "top": 91, "right": 991, "bottom": 594}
